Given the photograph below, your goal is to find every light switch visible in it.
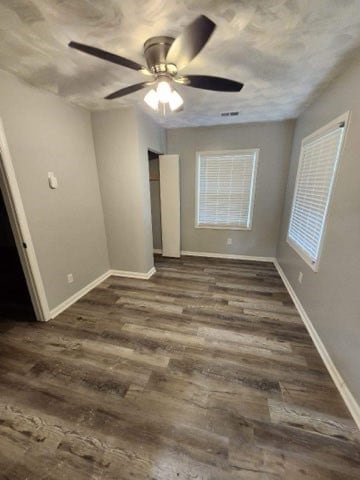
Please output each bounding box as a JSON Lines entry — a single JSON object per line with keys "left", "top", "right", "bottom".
{"left": 48, "top": 172, "right": 58, "bottom": 189}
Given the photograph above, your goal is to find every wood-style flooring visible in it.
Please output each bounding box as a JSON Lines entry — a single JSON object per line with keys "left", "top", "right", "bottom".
{"left": 0, "top": 255, "right": 359, "bottom": 479}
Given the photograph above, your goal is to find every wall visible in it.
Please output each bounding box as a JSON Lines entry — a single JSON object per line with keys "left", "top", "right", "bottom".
{"left": 0, "top": 69, "right": 109, "bottom": 310}
{"left": 277, "top": 59, "right": 360, "bottom": 401}
{"left": 167, "top": 121, "right": 294, "bottom": 257}
{"left": 92, "top": 107, "right": 165, "bottom": 274}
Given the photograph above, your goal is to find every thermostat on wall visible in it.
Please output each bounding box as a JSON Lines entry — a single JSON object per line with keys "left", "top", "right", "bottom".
{"left": 48, "top": 172, "right": 58, "bottom": 189}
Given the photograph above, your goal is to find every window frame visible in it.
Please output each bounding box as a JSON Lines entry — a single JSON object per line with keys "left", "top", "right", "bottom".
{"left": 287, "top": 111, "right": 350, "bottom": 272}
{"left": 194, "top": 148, "right": 259, "bottom": 231}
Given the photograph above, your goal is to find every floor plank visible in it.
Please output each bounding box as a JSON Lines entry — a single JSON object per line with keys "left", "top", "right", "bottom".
{"left": 0, "top": 254, "right": 358, "bottom": 479}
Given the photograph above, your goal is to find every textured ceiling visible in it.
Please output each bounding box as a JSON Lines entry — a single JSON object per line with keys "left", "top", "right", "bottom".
{"left": 1, "top": 0, "right": 360, "bottom": 127}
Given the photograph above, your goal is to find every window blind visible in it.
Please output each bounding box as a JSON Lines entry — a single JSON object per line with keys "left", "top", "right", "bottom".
{"left": 196, "top": 150, "right": 258, "bottom": 229}
{"left": 288, "top": 123, "right": 345, "bottom": 268}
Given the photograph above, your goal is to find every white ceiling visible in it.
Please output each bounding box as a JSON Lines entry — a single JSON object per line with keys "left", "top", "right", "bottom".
{"left": 1, "top": 0, "right": 360, "bottom": 128}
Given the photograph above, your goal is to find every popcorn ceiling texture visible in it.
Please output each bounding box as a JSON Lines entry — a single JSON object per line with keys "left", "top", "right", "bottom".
{"left": 1, "top": 0, "right": 360, "bottom": 127}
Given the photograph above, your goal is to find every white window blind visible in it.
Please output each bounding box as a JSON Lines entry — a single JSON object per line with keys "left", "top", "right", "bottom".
{"left": 287, "top": 120, "right": 346, "bottom": 270}
{"left": 196, "top": 150, "right": 258, "bottom": 229}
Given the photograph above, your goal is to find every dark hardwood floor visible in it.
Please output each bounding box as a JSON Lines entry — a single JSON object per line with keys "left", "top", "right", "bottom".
{"left": 0, "top": 255, "right": 359, "bottom": 479}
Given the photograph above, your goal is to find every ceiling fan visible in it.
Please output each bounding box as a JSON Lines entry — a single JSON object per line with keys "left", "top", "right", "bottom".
{"left": 68, "top": 15, "right": 244, "bottom": 112}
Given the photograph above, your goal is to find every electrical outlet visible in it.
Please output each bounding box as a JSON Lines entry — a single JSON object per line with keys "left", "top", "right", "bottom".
{"left": 227, "top": 237, "right": 232, "bottom": 245}
{"left": 67, "top": 273, "right": 74, "bottom": 284}
{"left": 298, "top": 271, "right": 303, "bottom": 284}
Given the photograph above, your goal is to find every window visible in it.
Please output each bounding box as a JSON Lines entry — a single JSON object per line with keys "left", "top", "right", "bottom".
{"left": 195, "top": 149, "right": 258, "bottom": 230}
{"left": 287, "top": 113, "right": 348, "bottom": 271}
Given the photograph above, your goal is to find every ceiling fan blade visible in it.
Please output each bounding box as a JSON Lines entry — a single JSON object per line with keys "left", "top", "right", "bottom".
{"left": 178, "top": 75, "right": 244, "bottom": 92}
{"left": 105, "top": 82, "right": 153, "bottom": 100}
{"left": 166, "top": 15, "right": 216, "bottom": 71}
{"left": 69, "top": 41, "right": 146, "bottom": 72}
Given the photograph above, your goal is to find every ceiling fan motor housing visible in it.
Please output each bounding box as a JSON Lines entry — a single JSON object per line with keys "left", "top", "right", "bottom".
{"left": 144, "top": 36, "right": 177, "bottom": 75}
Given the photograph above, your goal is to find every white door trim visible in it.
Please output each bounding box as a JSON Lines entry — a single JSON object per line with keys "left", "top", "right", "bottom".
{"left": 0, "top": 117, "right": 50, "bottom": 321}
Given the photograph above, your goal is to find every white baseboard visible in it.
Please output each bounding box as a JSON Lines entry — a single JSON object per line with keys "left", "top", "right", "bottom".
{"left": 274, "top": 259, "right": 360, "bottom": 429}
{"left": 154, "top": 248, "right": 275, "bottom": 262}
{"left": 49, "top": 270, "right": 111, "bottom": 319}
{"left": 181, "top": 250, "right": 276, "bottom": 263}
{"left": 50, "top": 267, "right": 156, "bottom": 319}
{"left": 110, "top": 266, "right": 156, "bottom": 280}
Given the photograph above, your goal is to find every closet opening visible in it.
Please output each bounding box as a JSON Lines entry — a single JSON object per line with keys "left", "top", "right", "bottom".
{"left": 148, "top": 149, "right": 162, "bottom": 259}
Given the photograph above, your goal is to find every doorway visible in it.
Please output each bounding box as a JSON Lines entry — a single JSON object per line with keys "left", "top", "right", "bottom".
{"left": 0, "top": 185, "right": 35, "bottom": 321}
{"left": 148, "top": 150, "right": 162, "bottom": 257}
{"left": 0, "top": 117, "right": 49, "bottom": 322}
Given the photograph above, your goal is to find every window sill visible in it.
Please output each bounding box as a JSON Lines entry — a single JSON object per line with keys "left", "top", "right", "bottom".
{"left": 287, "top": 237, "right": 319, "bottom": 272}
{"left": 195, "top": 224, "right": 251, "bottom": 231}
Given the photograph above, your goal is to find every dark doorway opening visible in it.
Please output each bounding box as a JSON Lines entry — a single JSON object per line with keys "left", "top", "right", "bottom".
{"left": 0, "top": 186, "right": 35, "bottom": 321}
{"left": 148, "top": 150, "right": 162, "bottom": 257}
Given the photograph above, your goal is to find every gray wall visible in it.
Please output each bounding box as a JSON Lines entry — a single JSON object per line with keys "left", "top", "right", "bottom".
{"left": 0, "top": 69, "right": 109, "bottom": 310}
{"left": 277, "top": 59, "right": 360, "bottom": 401}
{"left": 92, "top": 107, "right": 165, "bottom": 273}
{"left": 167, "top": 121, "right": 294, "bottom": 257}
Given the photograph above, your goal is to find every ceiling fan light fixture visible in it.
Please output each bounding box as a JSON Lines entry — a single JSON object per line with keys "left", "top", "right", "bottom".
{"left": 70, "top": 15, "right": 244, "bottom": 115}
{"left": 144, "top": 89, "right": 159, "bottom": 111}
{"left": 156, "top": 79, "right": 172, "bottom": 103}
{"left": 169, "top": 89, "right": 184, "bottom": 111}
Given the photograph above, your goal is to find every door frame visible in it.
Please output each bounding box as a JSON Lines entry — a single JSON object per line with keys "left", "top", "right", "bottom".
{"left": 0, "top": 117, "right": 50, "bottom": 321}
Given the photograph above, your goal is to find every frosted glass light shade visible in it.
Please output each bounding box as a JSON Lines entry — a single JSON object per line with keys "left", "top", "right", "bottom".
{"left": 144, "top": 82, "right": 184, "bottom": 113}
{"left": 169, "top": 90, "right": 184, "bottom": 111}
{"left": 157, "top": 80, "right": 172, "bottom": 103}
{"left": 144, "top": 89, "right": 159, "bottom": 110}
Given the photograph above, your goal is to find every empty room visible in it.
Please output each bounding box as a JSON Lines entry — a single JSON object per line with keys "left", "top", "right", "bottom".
{"left": 0, "top": 1, "right": 359, "bottom": 478}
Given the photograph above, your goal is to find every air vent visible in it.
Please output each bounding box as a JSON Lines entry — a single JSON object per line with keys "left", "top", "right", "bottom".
{"left": 221, "top": 111, "right": 239, "bottom": 117}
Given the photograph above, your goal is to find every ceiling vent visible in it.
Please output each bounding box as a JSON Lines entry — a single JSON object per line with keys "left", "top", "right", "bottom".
{"left": 221, "top": 111, "right": 239, "bottom": 117}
